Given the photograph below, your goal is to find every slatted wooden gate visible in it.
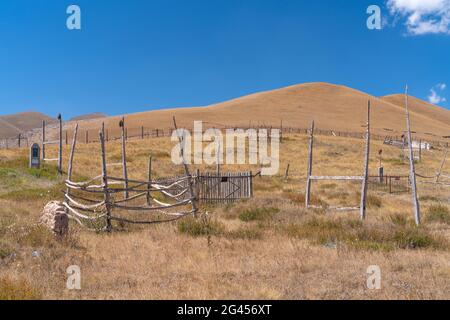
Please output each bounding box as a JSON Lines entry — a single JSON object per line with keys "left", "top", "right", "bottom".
{"left": 196, "top": 172, "right": 253, "bottom": 204}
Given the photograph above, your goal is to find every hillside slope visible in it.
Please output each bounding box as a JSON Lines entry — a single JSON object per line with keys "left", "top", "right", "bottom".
{"left": 64, "top": 83, "right": 450, "bottom": 141}
{"left": 0, "top": 112, "right": 57, "bottom": 138}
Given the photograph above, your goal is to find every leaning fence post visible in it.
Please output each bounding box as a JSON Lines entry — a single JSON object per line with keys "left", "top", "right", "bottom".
{"left": 120, "top": 117, "right": 129, "bottom": 199}
{"left": 305, "top": 121, "right": 315, "bottom": 208}
{"left": 405, "top": 86, "right": 421, "bottom": 225}
{"left": 66, "top": 124, "right": 79, "bottom": 198}
{"left": 360, "top": 101, "right": 371, "bottom": 220}
{"left": 172, "top": 116, "right": 198, "bottom": 217}
{"left": 284, "top": 163, "right": 290, "bottom": 181}
{"left": 99, "top": 131, "right": 112, "bottom": 232}
{"left": 436, "top": 149, "right": 448, "bottom": 183}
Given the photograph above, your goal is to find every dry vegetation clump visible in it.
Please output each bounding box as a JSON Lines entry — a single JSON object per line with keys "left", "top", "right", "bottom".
{"left": 178, "top": 216, "right": 225, "bottom": 237}
{"left": 0, "top": 277, "right": 42, "bottom": 300}
{"left": 426, "top": 204, "right": 450, "bottom": 225}
{"left": 239, "top": 207, "right": 280, "bottom": 222}
{"left": 283, "top": 216, "right": 448, "bottom": 251}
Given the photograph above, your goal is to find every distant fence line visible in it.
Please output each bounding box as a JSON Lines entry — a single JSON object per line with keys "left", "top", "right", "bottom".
{"left": 2, "top": 124, "right": 450, "bottom": 150}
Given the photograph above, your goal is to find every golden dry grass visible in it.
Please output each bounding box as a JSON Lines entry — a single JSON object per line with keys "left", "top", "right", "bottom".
{"left": 0, "top": 132, "right": 450, "bottom": 300}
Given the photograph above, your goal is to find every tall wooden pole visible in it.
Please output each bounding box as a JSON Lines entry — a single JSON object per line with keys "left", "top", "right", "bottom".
{"left": 305, "top": 121, "right": 315, "bottom": 208}
{"left": 120, "top": 117, "right": 129, "bottom": 199}
{"left": 42, "top": 120, "right": 46, "bottom": 160}
{"left": 405, "top": 86, "right": 421, "bottom": 226}
{"left": 100, "top": 131, "right": 112, "bottom": 232}
{"left": 173, "top": 116, "right": 198, "bottom": 216}
{"left": 58, "top": 114, "right": 63, "bottom": 176}
{"left": 147, "top": 156, "right": 152, "bottom": 205}
{"left": 360, "top": 101, "right": 371, "bottom": 220}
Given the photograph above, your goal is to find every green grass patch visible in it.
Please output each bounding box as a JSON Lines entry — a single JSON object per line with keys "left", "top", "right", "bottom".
{"left": 284, "top": 217, "right": 447, "bottom": 251}
{"left": 178, "top": 216, "right": 225, "bottom": 237}
{"left": 239, "top": 207, "right": 279, "bottom": 222}
{"left": 26, "top": 166, "right": 59, "bottom": 180}
{"left": 426, "top": 204, "right": 450, "bottom": 225}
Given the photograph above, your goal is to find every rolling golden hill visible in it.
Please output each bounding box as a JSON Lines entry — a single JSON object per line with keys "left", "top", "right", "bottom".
{"left": 0, "top": 112, "right": 57, "bottom": 138}
{"left": 62, "top": 82, "right": 450, "bottom": 141}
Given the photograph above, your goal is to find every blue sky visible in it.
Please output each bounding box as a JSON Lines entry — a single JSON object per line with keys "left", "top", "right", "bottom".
{"left": 0, "top": 0, "right": 449, "bottom": 119}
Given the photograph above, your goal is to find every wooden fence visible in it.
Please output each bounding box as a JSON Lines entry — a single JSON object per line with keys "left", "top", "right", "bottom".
{"left": 3, "top": 122, "right": 450, "bottom": 150}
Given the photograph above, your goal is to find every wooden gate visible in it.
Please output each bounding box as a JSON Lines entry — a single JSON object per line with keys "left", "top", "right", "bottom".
{"left": 196, "top": 172, "right": 253, "bottom": 204}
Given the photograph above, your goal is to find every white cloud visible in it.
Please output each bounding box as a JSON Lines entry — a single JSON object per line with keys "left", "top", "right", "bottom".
{"left": 428, "top": 83, "right": 447, "bottom": 104}
{"left": 387, "top": 0, "right": 450, "bottom": 35}
{"left": 437, "top": 83, "right": 447, "bottom": 90}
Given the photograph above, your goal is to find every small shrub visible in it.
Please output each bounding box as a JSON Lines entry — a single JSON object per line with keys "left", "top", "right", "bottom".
{"left": 0, "top": 277, "right": 42, "bottom": 300}
{"left": 178, "top": 216, "right": 225, "bottom": 237}
{"left": 0, "top": 242, "right": 14, "bottom": 259}
{"left": 426, "top": 204, "right": 450, "bottom": 225}
{"left": 226, "top": 227, "right": 263, "bottom": 240}
{"left": 388, "top": 213, "right": 410, "bottom": 226}
{"left": 239, "top": 207, "right": 279, "bottom": 222}
{"left": 393, "top": 227, "right": 442, "bottom": 249}
{"left": 18, "top": 225, "right": 56, "bottom": 248}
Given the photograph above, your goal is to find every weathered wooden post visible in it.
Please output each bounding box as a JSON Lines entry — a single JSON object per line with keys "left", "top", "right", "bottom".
{"left": 85, "top": 130, "right": 89, "bottom": 144}
{"left": 172, "top": 116, "right": 198, "bottom": 217}
{"left": 58, "top": 114, "right": 63, "bottom": 176}
{"left": 141, "top": 126, "right": 144, "bottom": 139}
{"left": 18, "top": 134, "right": 21, "bottom": 148}
{"left": 284, "top": 163, "right": 290, "bottom": 181}
{"left": 120, "top": 117, "right": 129, "bottom": 199}
{"left": 405, "top": 86, "right": 421, "bottom": 225}
{"left": 436, "top": 149, "right": 448, "bottom": 183}
{"left": 66, "top": 124, "right": 79, "bottom": 197}
{"left": 280, "top": 119, "right": 283, "bottom": 143}
{"left": 42, "top": 120, "right": 46, "bottom": 160}
{"left": 146, "top": 156, "right": 152, "bottom": 205}
{"left": 378, "top": 149, "right": 384, "bottom": 183}
{"left": 419, "top": 139, "right": 422, "bottom": 162}
{"left": 305, "top": 121, "right": 315, "bottom": 208}
{"left": 360, "top": 101, "right": 371, "bottom": 220}
{"left": 99, "top": 131, "right": 112, "bottom": 232}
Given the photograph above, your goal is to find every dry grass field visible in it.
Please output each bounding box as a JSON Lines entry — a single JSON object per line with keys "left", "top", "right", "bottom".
{"left": 1, "top": 130, "right": 449, "bottom": 300}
